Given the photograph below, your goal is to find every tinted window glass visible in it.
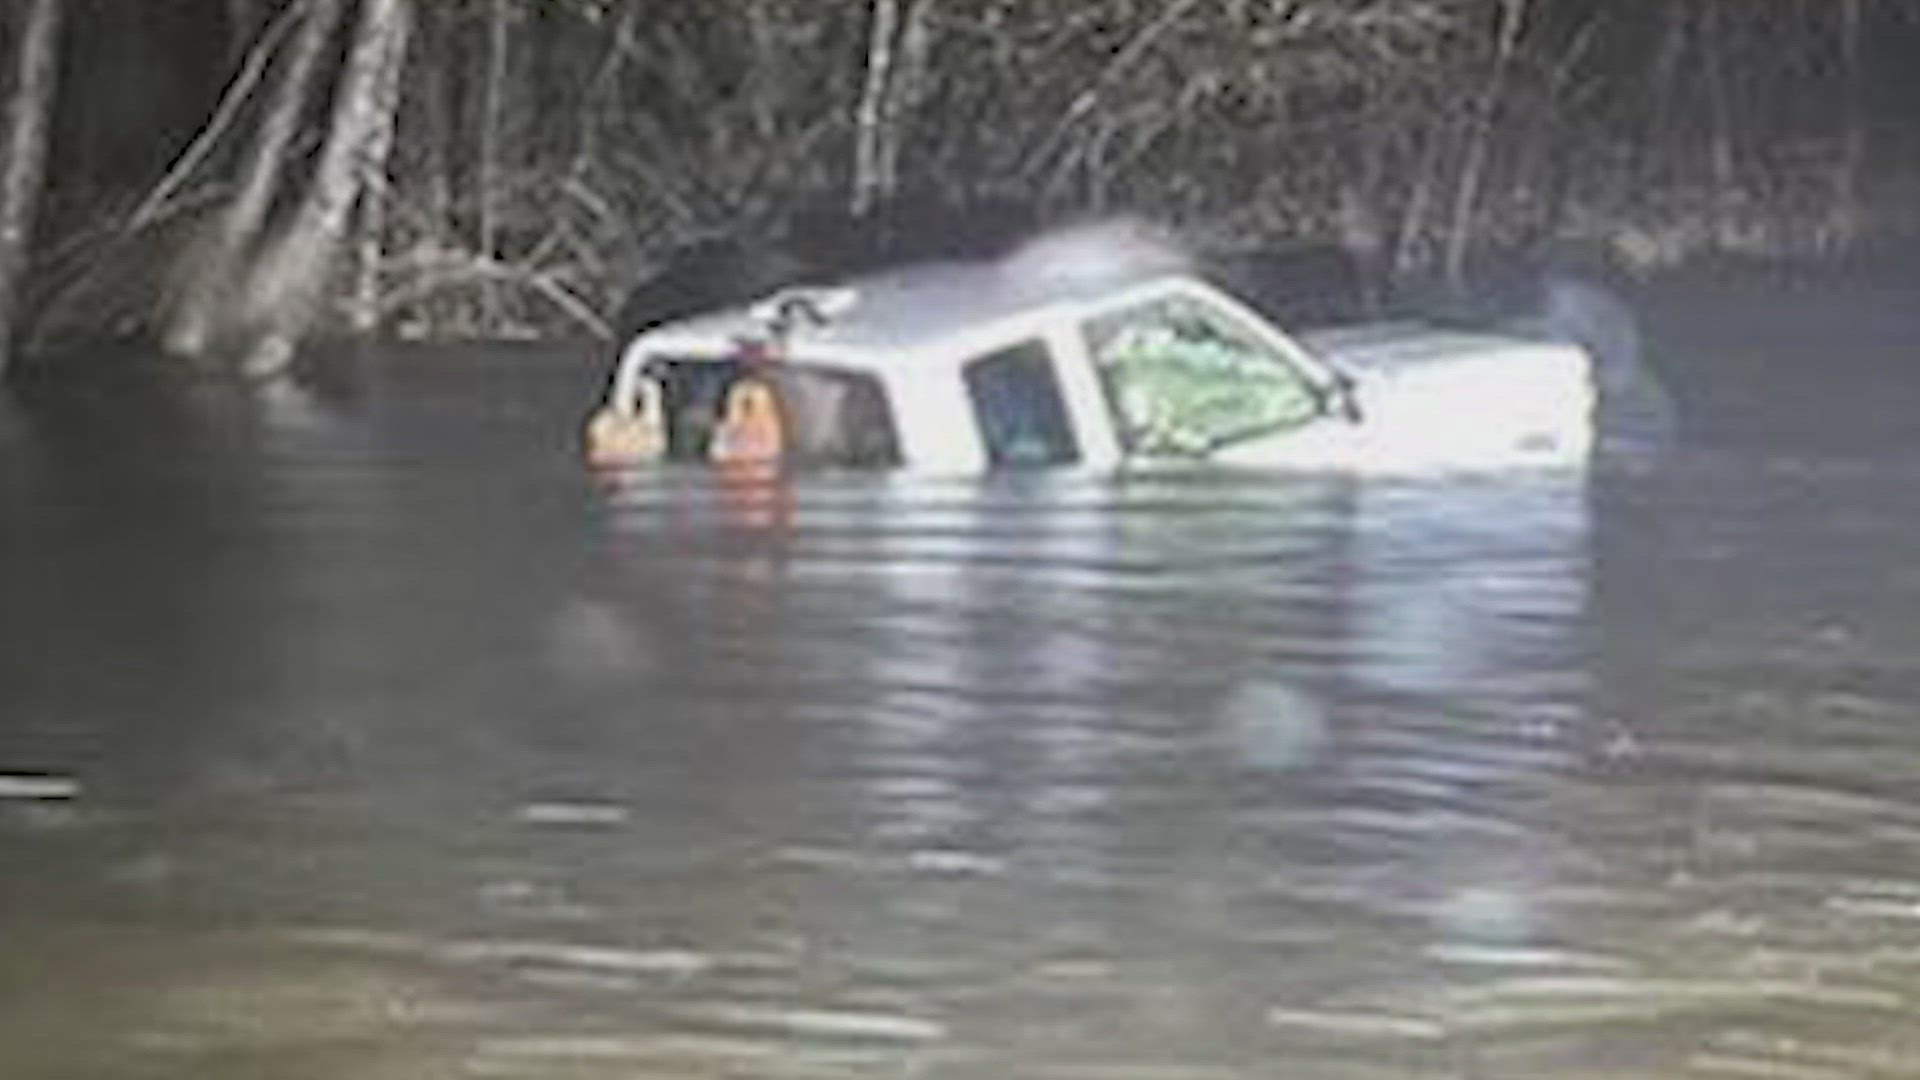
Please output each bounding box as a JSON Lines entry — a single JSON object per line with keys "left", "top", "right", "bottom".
{"left": 648, "top": 357, "right": 738, "bottom": 459}
{"left": 773, "top": 365, "right": 901, "bottom": 468}
{"left": 964, "top": 340, "right": 1080, "bottom": 467}
{"left": 1083, "top": 296, "right": 1321, "bottom": 457}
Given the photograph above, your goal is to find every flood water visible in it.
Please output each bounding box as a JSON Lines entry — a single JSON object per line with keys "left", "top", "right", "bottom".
{"left": 4, "top": 294, "right": 1920, "bottom": 1078}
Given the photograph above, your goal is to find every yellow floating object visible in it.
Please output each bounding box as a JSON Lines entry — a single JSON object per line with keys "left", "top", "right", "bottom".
{"left": 584, "top": 379, "right": 666, "bottom": 466}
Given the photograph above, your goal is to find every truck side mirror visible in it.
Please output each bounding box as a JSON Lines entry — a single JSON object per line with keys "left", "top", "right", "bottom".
{"left": 1315, "top": 370, "right": 1362, "bottom": 424}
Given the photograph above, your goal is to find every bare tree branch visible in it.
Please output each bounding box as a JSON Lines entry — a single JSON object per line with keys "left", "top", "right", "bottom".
{"left": 132, "top": 0, "right": 305, "bottom": 231}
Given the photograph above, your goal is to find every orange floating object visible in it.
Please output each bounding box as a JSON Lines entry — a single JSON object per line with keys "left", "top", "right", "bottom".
{"left": 709, "top": 376, "right": 787, "bottom": 465}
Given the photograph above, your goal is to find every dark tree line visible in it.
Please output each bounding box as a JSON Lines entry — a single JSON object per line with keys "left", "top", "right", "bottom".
{"left": 1, "top": 0, "right": 1916, "bottom": 375}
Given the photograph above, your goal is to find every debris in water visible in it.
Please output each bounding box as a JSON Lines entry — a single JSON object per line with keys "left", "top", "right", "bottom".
{"left": 0, "top": 773, "right": 78, "bottom": 800}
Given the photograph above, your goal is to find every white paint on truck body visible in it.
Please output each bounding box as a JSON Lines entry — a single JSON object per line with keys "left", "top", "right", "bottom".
{"left": 593, "top": 262, "right": 1595, "bottom": 477}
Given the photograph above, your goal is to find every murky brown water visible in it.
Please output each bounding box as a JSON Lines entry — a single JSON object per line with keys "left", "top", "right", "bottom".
{"left": 4, "top": 334, "right": 1920, "bottom": 1078}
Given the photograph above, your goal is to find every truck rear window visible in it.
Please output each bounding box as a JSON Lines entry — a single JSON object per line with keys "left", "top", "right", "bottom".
{"left": 645, "top": 357, "right": 900, "bottom": 468}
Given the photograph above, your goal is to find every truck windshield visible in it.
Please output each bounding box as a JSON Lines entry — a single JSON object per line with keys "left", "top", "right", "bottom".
{"left": 1084, "top": 296, "right": 1322, "bottom": 456}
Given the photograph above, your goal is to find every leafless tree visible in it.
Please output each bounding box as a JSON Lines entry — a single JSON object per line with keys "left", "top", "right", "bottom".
{"left": 164, "top": 0, "right": 345, "bottom": 363}
{"left": 0, "top": 0, "right": 64, "bottom": 377}
{"left": 241, "top": 0, "right": 413, "bottom": 377}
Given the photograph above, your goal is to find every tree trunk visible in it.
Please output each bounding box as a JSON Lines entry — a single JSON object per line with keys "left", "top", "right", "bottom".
{"left": 851, "top": 0, "right": 901, "bottom": 218}
{"left": 1834, "top": 0, "right": 1864, "bottom": 249}
{"left": 414, "top": 2, "right": 453, "bottom": 232}
{"left": 1442, "top": 0, "right": 1527, "bottom": 293}
{"left": 0, "top": 0, "right": 64, "bottom": 379}
{"left": 241, "top": 0, "right": 413, "bottom": 378}
{"left": 479, "top": 0, "right": 508, "bottom": 261}
{"left": 350, "top": 0, "right": 409, "bottom": 332}
{"left": 474, "top": 0, "right": 510, "bottom": 327}
{"left": 744, "top": 0, "right": 782, "bottom": 141}
{"left": 1702, "top": 4, "right": 1737, "bottom": 229}
{"left": 164, "top": 0, "right": 343, "bottom": 363}
{"left": 1391, "top": 131, "right": 1441, "bottom": 279}
{"left": 1646, "top": 3, "right": 1688, "bottom": 152}
{"left": 875, "top": 0, "right": 931, "bottom": 205}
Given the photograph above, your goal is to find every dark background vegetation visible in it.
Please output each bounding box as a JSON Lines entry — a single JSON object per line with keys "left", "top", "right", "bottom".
{"left": 2, "top": 0, "right": 1918, "bottom": 373}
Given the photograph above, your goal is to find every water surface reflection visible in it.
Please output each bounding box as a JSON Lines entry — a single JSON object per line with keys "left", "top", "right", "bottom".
{"left": 1, "top": 361, "right": 1917, "bottom": 1078}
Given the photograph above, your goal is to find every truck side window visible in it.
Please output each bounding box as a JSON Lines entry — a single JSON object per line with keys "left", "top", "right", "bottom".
{"left": 964, "top": 340, "right": 1080, "bottom": 467}
{"left": 1084, "top": 296, "right": 1321, "bottom": 456}
{"left": 648, "top": 358, "right": 901, "bottom": 468}
{"left": 776, "top": 366, "right": 901, "bottom": 468}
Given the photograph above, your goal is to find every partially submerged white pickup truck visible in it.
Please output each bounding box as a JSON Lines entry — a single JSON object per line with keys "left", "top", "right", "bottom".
{"left": 584, "top": 250, "right": 1594, "bottom": 475}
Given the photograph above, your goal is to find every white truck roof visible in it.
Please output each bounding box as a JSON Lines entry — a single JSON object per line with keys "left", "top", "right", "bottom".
{"left": 624, "top": 258, "right": 1196, "bottom": 369}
